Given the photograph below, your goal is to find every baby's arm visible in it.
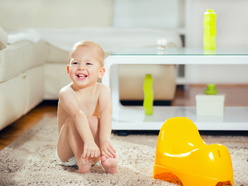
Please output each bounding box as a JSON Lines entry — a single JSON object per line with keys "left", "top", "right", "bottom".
{"left": 59, "top": 88, "right": 100, "bottom": 158}
{"left": 99, "top": 85, "right": 117, "bottom": 158}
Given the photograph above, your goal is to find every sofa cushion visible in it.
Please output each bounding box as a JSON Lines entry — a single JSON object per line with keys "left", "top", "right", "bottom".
{"left": 0, "top": 72, "right": 28, "bottom": 130}
{"left": 36, "top": 27, "right": 182, "bottom": 52}
{"left": 26, "top": 65, "right": 45, "bottom": 112}
{"left": 0, "top": 65, "right": 44, "bottom": 131}
{"left": 46, "top": 44, "right": 69, "bottom": 63}
{"left": 0, "top": 40, "right": 47, "bottom": 83}
{"left": 44, "top": 63, "right": 71, "bottom": 99}
{"left": 0, "top": 26, "right": 8, "bottom": 50}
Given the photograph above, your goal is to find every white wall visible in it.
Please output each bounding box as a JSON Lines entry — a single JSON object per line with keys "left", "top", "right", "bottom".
{"left": 0, "top": 0, "right": 114, "bottom": 30}
{"left": 114, "top": 0, "right": 185, "bottom": 32}
{"left": 185, "top": 0, "right": 248, "bottom": 48}
{"left": 184, "top": 0, "right": 248, "bottom": 84}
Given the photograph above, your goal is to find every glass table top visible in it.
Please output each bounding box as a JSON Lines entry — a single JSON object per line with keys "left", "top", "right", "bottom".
{"left": 110, "top": 47, "right": 248, "bottom": 56}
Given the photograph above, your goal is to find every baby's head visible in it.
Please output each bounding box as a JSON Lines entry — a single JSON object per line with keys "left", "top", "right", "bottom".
{"left": 68, "top": 40, "right": 105, "bottom": 67}
{"left": 67, "top": 41, "right": 106, "bottom": 87}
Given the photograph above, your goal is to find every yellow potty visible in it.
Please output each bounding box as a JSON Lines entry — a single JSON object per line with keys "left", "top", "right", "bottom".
{"left": 153, "top": 117, "right": 233, "bottom": 186}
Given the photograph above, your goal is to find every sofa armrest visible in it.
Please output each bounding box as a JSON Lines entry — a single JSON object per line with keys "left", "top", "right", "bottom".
{"left": 0, "top": 26, "right": 8, "bottom": 49}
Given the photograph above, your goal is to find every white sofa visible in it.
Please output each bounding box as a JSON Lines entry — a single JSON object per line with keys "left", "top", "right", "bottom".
{"left": 0, "top": 0, "right": 182, "bottom": 131}
{"left": 0, "top": 26, "right": 47, "bottom": 130}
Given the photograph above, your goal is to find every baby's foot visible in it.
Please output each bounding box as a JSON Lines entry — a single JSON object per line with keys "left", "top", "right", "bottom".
{"left": 101, "top": 155, "right": 118, "bottom": 174}
{"left": 78, "top": 155, "right": 93, "bottom": 174}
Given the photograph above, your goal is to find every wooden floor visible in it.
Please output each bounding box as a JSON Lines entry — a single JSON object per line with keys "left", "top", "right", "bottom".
{"left": 0, "top": 101, "right": 58, "bottom": 150}
{"left": 1, "top": 84, "right": 248, "bottom": 150}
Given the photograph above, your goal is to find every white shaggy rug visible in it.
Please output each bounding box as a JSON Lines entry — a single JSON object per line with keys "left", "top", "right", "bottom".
{"left": 0, "top": 118, "right": 247, "bottom": 186}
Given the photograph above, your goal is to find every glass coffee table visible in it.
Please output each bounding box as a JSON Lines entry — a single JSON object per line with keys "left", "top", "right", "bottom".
{"left": 102, "top": 47, "right": 248, "bottom": 131}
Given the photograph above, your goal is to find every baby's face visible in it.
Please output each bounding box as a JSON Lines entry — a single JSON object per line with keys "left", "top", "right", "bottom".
{"left": 67, "top": 45, "right": 105, "bottom": 88}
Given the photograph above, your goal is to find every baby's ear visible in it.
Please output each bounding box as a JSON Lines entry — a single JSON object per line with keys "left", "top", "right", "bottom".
{"left": 67, "top": 65, "right": 69, "bottom": 75}
{"left": 98, "top": 67, "right": 105, "bottom": 78}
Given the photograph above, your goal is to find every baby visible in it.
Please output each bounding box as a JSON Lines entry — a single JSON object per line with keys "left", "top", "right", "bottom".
{"left": 56, "top": 41, "right": 118, "bottom": 174}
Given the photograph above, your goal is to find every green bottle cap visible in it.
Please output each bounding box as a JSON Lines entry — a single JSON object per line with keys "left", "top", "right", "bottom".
{"left": 146, "top": 74, "right": 152, "bottom": 78}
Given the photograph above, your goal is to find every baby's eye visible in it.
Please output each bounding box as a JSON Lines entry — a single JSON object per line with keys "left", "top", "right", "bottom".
{"left": 86, "top": 62, "right": 92, "bottom": 65}
{"left": 72, "top": 62, "right": 78, "bottom": 65}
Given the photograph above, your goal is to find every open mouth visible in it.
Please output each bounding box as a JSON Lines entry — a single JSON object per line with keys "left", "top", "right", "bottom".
{"left": 76, "top": 74, "right": 88, "bottom": 79}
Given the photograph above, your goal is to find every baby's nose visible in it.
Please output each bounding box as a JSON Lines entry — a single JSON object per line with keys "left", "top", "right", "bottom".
{"left": 78, "top": 65, "right": 86, "bottom": 70}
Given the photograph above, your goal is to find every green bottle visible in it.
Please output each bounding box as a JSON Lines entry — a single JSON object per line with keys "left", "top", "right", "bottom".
{"left": 203, "top": 9, "right": 216, "bottom": 50}
{"left": 143, "top": 74, "right": 153, "bottom": 115}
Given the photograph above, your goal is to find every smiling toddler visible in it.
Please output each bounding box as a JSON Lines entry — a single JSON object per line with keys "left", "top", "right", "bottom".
{"left": 56, "top": 41, "right": 118, "bottom": 174}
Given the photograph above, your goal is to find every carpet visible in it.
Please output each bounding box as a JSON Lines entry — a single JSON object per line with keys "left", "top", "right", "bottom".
{"left": 0, "top": 118, "right": 247, "bottom": 186}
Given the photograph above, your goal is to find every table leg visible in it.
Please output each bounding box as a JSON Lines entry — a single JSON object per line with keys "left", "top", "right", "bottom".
{"left": 111, "top": 64, "right": 121, "bottom": 110}
{"left": 102, "top": 64, "right": 121, "bottom": 111}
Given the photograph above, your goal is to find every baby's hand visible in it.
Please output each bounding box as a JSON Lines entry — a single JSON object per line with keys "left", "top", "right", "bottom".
{"left": 83, "top": 140, "right": 100, "bottom": 159}
{"left": 100, "top": 138, "right": 117, "bottom": 158}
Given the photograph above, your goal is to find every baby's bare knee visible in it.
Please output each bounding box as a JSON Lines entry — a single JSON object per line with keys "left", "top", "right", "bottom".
{"left": 65, "top": 116, "right": 75, "bottom": 129}
{"left": 66, "top": 116, "right": 73, "bottom": 123}
{"left": 88, "top": 116, "right": 99, "bottom": 130}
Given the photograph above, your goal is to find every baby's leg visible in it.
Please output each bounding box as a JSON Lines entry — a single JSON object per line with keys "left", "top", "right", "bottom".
{"left": 91, "top": 118, "right": 117, "bottom": 174}
{"left": 87, "top": 116, "right": 101, "bottom": 164}
{"left": 88, "top": 116, "right": 117, "bottom": 173}
{"left": 57, "top": 117, "right": 93, "bottom": 174}
{"left": 57, "top": 117, "right": 75, "bottom": 162}
{"left": 76, "top": 116, "right": 101, "bottom": 172}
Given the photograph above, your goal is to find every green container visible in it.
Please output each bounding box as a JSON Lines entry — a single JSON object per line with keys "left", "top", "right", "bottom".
{"left": 143, "top": 74, "right": 153, "bottom": 115}
{"left": 203, "top": 9, "right": 216, "bottom": 50}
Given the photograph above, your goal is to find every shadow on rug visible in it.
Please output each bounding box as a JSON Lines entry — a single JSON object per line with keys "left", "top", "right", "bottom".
{"left": 0, "top": 118, "right": 247, "bottom": 185}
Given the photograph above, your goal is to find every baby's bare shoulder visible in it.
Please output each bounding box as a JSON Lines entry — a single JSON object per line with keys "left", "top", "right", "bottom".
{"left": 97, "top": 83, "right": 111, "bottom": 93}
{"left": 59, "top": 83, "right": 74, "bottom": 100}
{"left": 96, "top": 83, "right": 111, "bottom": 101}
